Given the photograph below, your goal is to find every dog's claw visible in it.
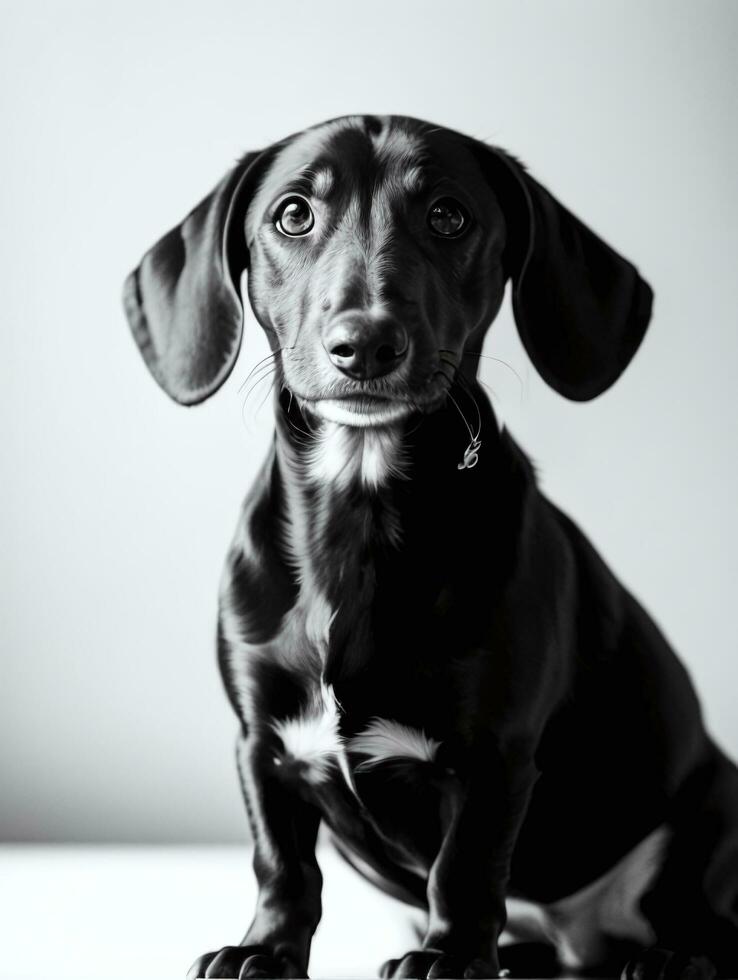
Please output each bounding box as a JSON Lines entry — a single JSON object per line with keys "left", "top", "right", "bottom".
{"left": 621, "top": 947, "right": 717, "bottom": 980}
{"left": 187, "top": 944, "right": 300, "bottom": 979}
{"left": 381, "top": 950, "right": 498, "bottom": 979}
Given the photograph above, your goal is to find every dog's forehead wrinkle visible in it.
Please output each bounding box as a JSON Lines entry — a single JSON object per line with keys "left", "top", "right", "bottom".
{"left": 286, "top": 163, "right": 336, "bottom": 200}
{"left": 400, "top": 165, "right": 428, "bottom": 195}
{"left": 307, "top": 121, "right": 429, "bottom": 194}
{"left": 311, "top": 166, "right": 335, "bottom": 199}
{"left": 247, "top": 122, "right": 355, "bottom": 226}
{"left": 250, "top": 115, "right": 479, "bottom": 215}
{"left": 251, "top": 121, "right": 457, "bottom": 247}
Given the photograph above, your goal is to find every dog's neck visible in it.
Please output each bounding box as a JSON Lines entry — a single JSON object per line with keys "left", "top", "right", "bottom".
{"left": 269, "top": 384, "right": 510, "bottom": 681}
{"left": 281, "top": 420, "right": 409, "bottom": 497}
{"left": 272, "top": 397, "right": 409, "bottom": 569}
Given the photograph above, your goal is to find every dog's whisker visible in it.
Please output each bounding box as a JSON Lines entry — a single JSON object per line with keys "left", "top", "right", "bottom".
{"left": 242, "top": 362, "right": 278, "bottom": 402}
{"left": 238, "top": 342, "right": 304, "bottom": 396}
{"left": 255, "top": 374, "right": 278, "bottom": 416}
{"left": 238, "top": 351, "right": 280, "bottom": 393}
{"left": 290, "top": 398, "right": 319, "bottom": 438}
{"left": 445, "top": 387, "right": 476, "bottom": 445}
{"left": 433, "top": 368, "right": 454, "bottom": 388}
{"left": 405, "top": 411, "right": 426, "bottom": 438}
{"left": 304, "top": 410, "right": 320, "bottom": 436}
{"left": 462, "top": 351, "right": 524, "bottom": 390}
{"left": 238, "top": 354, "right": 275, "bottom": 392}
{"left": 286, "top": 415, "right": 314, "bottom": 442}
{"left": 279, "top": 387, "right": 314, "bottom": 442}
{"left": 443, "top": 373, "right": 483, "bottom": 471}
{"left": 241, "top": 366, "right": 278, "bottom": 420}
{"left": 474, "top": 375, "right": 499, "bottom": 402}
{"left": 247, "top": 358, "right": 280, "bottom": 385}
{"left": 453, "top": 372, "right": 483, "bottom": 432}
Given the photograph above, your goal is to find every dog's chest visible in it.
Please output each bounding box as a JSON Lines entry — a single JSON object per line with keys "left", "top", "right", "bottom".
{"left": 271, "top": 578, "right": 463, "bottom": 791}
{"left": 271, "top": 678, "right": 444, "bottom": 789}
{"left": 271, "top": 674, "right": 451, "bottom": 875}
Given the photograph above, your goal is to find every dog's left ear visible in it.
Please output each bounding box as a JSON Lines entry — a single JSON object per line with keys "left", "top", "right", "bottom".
{"left": 475, "top": 145, "right": 653, "bottom": 401}
{"left": 123, "top": 147, "right": 276, "bottom": 406}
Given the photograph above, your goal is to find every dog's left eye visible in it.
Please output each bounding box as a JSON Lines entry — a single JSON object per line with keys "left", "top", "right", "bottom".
{"left": 275, "top": 196, "right": 315, "bottom": 237}
{"left": 427, "top": 198, "right": 469, "bottom": 238}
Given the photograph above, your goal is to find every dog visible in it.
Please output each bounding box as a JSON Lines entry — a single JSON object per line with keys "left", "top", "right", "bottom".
{"left": 123, "top": 115, "right": 738, "bottom": 980}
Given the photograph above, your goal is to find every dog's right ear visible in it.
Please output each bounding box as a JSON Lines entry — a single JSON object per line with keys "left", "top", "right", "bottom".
{"left": 123, "top": 147, "right": 276, "bottom": 406}
{"left": 472, "top": 143, "right": 653, "bottom": 402}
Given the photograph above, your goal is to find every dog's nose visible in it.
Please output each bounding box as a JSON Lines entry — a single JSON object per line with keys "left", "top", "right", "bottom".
{"left": 324, "top": 315, "right": 409, "bottom": 380}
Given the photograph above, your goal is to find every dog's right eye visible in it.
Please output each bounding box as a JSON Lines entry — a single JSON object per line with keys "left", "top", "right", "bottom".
{"left": 427, "top": 197, "right": 469, "bottom": 238}
{"left": 275, "top": 196, "right": 315, "bottom": 237}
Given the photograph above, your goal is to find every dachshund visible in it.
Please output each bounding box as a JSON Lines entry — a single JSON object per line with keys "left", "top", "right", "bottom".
{"left": 123, "top": 115, "right": 738, "bottom": 980}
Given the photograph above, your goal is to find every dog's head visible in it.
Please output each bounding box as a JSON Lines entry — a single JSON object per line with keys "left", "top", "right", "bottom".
{"left": 124, "top": 115, "right": 652, "bottom": 423}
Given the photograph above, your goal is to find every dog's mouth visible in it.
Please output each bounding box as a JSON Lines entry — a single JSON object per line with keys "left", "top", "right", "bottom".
{"left": 305, "top": 395, "right": 415, "bottom": 428}
{"left": 285, "top": 369, "right": 452, "bottom": 429}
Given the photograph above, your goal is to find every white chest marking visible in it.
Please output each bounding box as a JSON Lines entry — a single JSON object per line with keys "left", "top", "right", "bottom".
{"left": 306, "top": 422, "right": 405, "bottom": 490}
{"left": 273, "top": 709, "right": 443, "bottom": 787}
{"left": 348, "top": 718, "right": 442, "bottom": 770}
{"left": 504, "top": 826, "right": 669, "bottom": 969}
{"left": 272, "top": 684, "right": 353, "bottom": 787}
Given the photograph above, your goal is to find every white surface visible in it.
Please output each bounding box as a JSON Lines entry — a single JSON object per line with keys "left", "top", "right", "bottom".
{"left": 0, "top": 843, "right": 422, "bottom": 979}
{"left": 1, "top": 0, "right": 737, "bottom": 842}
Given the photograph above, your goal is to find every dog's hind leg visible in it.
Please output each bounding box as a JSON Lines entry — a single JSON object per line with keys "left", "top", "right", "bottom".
{"left": 629, "top": 747, "right": 738, "bottom": 979}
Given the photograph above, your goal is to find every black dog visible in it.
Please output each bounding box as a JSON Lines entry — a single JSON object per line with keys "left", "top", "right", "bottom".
{"left": 124, "top": 116, "right": 738, "bottom": 979}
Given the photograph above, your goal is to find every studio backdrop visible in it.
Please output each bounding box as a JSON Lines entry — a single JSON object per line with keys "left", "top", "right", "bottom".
{"left": 1, "top": 0, "right": 736, "bottom": 845}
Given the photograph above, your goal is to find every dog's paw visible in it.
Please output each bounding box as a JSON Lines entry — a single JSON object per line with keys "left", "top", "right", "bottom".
{"left": 621, "top": 947, "right": 717, "bottom": 980}
{"left": 187, "top": 944, "right": 303, "bottom": 979}
{"left": 380, "top": 949, "right": 500, "bottom": 979}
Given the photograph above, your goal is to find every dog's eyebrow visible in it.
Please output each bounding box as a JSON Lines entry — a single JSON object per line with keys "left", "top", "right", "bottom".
{"left": 285, "top": 165, "right": 336, "bottom": 200}
{"left": 400, "top": 166, "right": 428, "bottom": 195}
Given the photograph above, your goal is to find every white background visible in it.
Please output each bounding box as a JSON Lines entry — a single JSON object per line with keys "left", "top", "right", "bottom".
{"left": 2, "top": 0, "right": 737, "bottom": 844}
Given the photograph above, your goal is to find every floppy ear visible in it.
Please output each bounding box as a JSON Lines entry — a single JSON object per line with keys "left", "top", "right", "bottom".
{"left": 123, "top": 148, "right": 273, "bottom": 405}
{"left": 477, "top": 146, "right": 653, "bottom": 401}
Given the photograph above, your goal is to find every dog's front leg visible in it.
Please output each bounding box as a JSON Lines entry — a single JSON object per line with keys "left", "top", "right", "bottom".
{"left": 188, "top": 733, "right": 322, "bottom": 980}
{"left": 382, "top": 739, "right": 538, "bottom": 980}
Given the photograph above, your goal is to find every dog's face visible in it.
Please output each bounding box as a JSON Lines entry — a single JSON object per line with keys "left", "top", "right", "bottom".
{"left": 243, "top": 118, "right": 507, "bottom": 428}
{"left": 124, "top": 114, "right": 652, "bottom": 412}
